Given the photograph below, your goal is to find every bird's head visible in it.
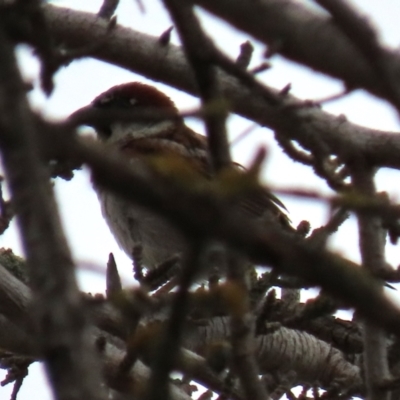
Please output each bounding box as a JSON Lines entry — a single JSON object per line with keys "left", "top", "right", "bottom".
{"left": 78, "top": 82, "right": 181, "bottom": 142}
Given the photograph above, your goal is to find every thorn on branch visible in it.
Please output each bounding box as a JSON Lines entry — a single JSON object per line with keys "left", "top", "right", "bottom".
{"left": 159, "top": 26, "right": 174, "bottom": 46}
{"left": 107, "top": 15, "right": 118, "bottom": 32}
{"left": 250, "top": 62, "right": 271, "bottom": 74}
{"left": 279, "top": 83, "right": 292, "bottom": 96}
{"left": 312, "top": 88, "right": 351, "bottom": 105}
{"left": 106, "top": 253, "right": 122, "bottom": 298}
{"left": 296, "top": 220, "right": 311, "bottom": 237}
{"left": 236, "top": 40, "right": 254, "bottom": 69}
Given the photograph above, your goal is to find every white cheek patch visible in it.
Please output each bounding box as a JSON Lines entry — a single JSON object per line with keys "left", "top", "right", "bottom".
{"left": 108, "top": 120, "right": 175, "bottom": 142}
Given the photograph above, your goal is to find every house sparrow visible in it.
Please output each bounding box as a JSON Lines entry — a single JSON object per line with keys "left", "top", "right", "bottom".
{"left": 78, "top": 82, "right": 291, "bottom": 274}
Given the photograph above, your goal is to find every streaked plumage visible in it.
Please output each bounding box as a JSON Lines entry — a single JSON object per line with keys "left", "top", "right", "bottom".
{"left": 84, "top": 82, "right": 292, "bottom": 270}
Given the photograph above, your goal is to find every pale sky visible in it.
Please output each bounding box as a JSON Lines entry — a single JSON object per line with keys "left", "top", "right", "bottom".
{"left": 1, "top": 0, "right": 400, "bottom": 398}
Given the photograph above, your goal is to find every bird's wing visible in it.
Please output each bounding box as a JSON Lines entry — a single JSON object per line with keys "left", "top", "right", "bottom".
{"left": 117, "top": 125, "right": 292, "bottom": 230}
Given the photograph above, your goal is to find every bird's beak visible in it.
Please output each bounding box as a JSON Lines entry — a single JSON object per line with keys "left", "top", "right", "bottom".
{"left": 68, "top": 105, "right": 96, "bottom": 128}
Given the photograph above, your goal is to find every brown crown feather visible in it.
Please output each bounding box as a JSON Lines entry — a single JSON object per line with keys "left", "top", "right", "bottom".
{"left": 92, "top": 82, "right": 179, "bottom": 113}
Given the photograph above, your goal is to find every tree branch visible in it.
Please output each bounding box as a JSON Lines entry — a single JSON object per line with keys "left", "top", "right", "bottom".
{"left": 189, "top": 0, "right": 400, "bottom": 104}
{"left": 352, "top": 166, "right": 391, "bottom": 400}
{"left": 41, "top": 124, "right": 400, "bottom": 335}
{"left": 0, "top": 29, "right": 105, "bottom": 400}
{"left": 40, "top": 5, "right": 400, "bottom": 172}
{"left": 163, "top": 0, "right": 230, "bottom": 172}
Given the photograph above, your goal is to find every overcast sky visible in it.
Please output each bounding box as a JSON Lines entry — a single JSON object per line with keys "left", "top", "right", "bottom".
{"left": 1, "top": 0, "right": 400, "bottom": 398}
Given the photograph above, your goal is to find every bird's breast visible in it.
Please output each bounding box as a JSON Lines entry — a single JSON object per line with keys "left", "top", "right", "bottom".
{"left": 96, "top": 187, "right": 186, "bottom": 269}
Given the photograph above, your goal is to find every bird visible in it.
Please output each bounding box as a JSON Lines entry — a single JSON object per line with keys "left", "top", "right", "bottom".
{"left": 76, "top": 82, "right": 291, "bottom": 277}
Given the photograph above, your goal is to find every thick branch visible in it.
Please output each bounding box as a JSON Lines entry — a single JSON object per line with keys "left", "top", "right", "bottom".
{"left": 0, "top": 30, "right": 105, "bottom": 400}
{"left": 352, "top": 167, "right": 390, "bottom": 400}
{"left": 40, "top": 5, "right": 400, "bottom": 172}
{"left": 43, "top": 125, "right": 400, "bottom": 335}
{"left": 315, "top": 0, "right": 400, "bottom": 111}
{"left": 0, "top": 260, "right": 363, "bottom": 394}
{"left": 0, "top": 263, "right": 193, "bottom": 400}
{"left": 189, "top": 0, "right": 400, "bottom": 104}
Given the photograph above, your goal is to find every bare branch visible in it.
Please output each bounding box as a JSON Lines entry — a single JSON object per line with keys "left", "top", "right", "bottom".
{"left": 189, "top": 0, "right": 400, "bottom": 103}
{"left": 98, "top": 0, "right": 119, "bottom": 20}
{"left": 315, "top": 0, "right": 400, "bottom": 112}
{"left": 352, "top": 166, "right": 390, "bottom": 400}
{"left": 0, "top": 29, "right": 106, "bottom": 400}
{"left": 41, "top": 5, "right": 400, "bottom": 172}
{"left": 39, "top": 123, "right": 400, "bottom": 335}
{"left": 162, "top": 0, "right": 231, "bottom": 172}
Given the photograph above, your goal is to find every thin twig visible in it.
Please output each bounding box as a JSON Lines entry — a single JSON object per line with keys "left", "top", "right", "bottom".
{"left": 98, "top": 0, "right": 119, "bottom": 20}
{"left": 162, "top": 0, "right": 231, "bottom": 172}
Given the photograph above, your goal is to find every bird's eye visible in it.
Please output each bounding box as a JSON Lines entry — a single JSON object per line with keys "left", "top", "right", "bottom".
{"left": 129, "top": 98, "right": 138, "bottom": 105}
